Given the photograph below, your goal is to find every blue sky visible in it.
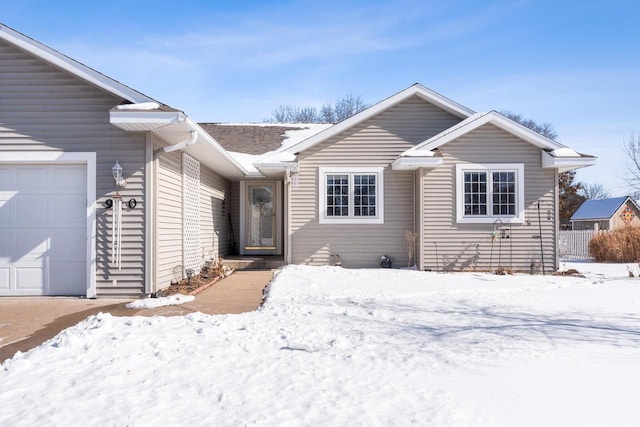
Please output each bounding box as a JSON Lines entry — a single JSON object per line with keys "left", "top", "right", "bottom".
{"left": 3, "top": 0, "right": 639, "bottom": 194}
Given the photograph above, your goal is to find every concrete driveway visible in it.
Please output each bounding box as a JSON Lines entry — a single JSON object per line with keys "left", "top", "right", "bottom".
{"left": 0, "top": 270, "right": 273, "bottom": 363}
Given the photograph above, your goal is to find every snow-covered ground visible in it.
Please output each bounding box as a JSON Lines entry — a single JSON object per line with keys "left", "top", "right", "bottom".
{"left": 2, "top": 262, "right": 640, "bottom": 426}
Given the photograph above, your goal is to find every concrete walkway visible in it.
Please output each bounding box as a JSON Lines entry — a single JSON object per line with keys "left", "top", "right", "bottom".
{"left": 0, "top": 270, "right": 274, "bottom": 363}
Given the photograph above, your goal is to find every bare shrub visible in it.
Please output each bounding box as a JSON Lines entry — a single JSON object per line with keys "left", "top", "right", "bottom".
{"left": 589, "top": 227, "right": 640, "bottom": 262}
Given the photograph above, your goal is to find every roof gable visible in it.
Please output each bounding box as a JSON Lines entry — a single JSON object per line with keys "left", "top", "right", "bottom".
{"left": 0, "top": 23, "right": 154, "bottom": 104}
{"left": 281, "top": 83, "right": 474, "bottom": 155}
{"left": 405, "top": 111, "right": 568, "bottom": 155}
{"left": 571, "top": 196, "right": 638, "bottom": 221}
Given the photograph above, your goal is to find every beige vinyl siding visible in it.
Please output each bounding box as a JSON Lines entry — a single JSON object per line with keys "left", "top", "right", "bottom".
{"left": 154, "top": 137, "right": 233, "bottom": 290}
{"left": 0, "top": 40, "right": 146, "bottom": 296}
{"left": 421, "top": 123, "right": 557, "bottom": 272}
{"left": 199, "top": 164, "right": 233, "bottom": 259}
{"left": 154, "top": 140, "right": 183, "bottom": 288}
{"left": 291, "top": 95, "right": 462, "bottom": 267}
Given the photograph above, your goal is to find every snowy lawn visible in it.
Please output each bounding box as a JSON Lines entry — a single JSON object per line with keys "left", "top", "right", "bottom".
{"left": 2, "top": 263, "right": 640, "bottom": 426}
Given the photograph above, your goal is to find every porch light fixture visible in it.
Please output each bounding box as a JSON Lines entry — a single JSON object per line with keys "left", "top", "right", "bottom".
{"left": 112, "top": 161, "right": 126, "bottom": 188}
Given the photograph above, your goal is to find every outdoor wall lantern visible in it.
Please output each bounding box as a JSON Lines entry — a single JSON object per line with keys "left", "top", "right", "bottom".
{"left": 112, "top": 161, "right": 126, "bottom": 188}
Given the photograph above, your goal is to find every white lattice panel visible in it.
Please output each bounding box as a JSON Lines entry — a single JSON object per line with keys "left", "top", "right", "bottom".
{"left": 182, "top": 153, "right": 201, "bottom": 272}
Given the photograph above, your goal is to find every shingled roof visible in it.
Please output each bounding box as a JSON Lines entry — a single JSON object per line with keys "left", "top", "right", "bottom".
{"left": 199, "top": 123, "right": 315, "bottom": 155}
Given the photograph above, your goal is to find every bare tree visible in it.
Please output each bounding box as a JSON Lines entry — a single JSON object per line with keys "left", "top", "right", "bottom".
{"left": 623, "top": 133, "right": 640, "bottom": 193}
{"left": 271, "top": 105, "right": 318, "bottom": 123}
{"left": 267, "top": 94, "right": 368, "bottom": 123}
{"left": 332, "top": 94, "right": 368, "bottom": 123}
{"left": 500, "top": 111, "right": 558, "bottom": 140}
{"left": 579, "top": 183, "right": 610, "bottom": 199}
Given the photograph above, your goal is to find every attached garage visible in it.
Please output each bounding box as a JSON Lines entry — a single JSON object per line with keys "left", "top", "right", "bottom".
{"left": 0, "top": 153, "right": 96, "bottom": 297}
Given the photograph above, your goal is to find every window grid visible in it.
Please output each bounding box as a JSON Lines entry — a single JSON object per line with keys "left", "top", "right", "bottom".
{"left": 353, "top": 174, "right": 376, "bottom": 217}
{"left": 463, "top": 172, "right": 487, "bottom": 216}
{"left": 492, "top": 171, "right": 516, "bottom": 215}
{"left": 463, "top": 170, "right": 517, "bottom": 218}
{"left": 323, "top": 171, "right": 381, "bottom": 221}
{"left": 326, "top": 174, "right": 349, "bottom": 217}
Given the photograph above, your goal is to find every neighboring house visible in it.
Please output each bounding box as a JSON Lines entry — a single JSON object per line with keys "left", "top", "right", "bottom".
{"left": 0, "top": 24, "right": 596, "bottom": 298}
{"left": 570, "top": 196, "right": 640, "bottom": 230}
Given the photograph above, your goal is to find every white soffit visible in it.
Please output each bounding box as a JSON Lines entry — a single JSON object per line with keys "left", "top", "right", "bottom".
{"left": 541, "top": 151, "right": 596, "bottom": 172}
{"left": 109, "top": 111, "right": 188, "bottom": 131}
{"left": 391, "top": 157, "right": 443, "bottom": 170}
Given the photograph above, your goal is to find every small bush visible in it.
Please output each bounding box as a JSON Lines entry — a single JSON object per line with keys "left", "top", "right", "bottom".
{"left": 589, "top": 226, "right": 640, "bottom": 262}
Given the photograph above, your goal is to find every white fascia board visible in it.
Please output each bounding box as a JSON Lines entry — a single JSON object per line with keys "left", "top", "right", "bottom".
{"left": 411, "top": 83, "right": 476, "bottom": 117}
{"left": 282, "top": 84, "right": 474, "bottom": 155}
{"left": 541, "top": 151, "right": 597, "bottom": 171}
{"left": 391, "top": 157, "right": 443, "bottom": 170}
{"left": 0, "top": 24, "right": 154, "bottom": 104}
{"left": 255, "top": 161, "right": 298, "bottom": 170}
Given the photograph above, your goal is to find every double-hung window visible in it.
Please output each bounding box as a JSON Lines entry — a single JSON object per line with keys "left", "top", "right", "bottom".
{"left": 456, "top": 163, "right": 524, "bottom": 223}
{"left": 319, "top": 167, "right": 384, "bottom": 224}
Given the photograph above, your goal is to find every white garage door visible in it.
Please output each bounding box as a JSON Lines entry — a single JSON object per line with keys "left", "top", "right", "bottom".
{"left": 0, "top": 164, "right": 87, "bottom": 296}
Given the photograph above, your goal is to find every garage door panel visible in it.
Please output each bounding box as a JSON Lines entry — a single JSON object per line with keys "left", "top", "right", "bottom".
{"left": 0, "top": 268, "right": 9, "bottom": 290}
{"left": 0, "top": 168, "right": 15, "bottom": 190}
{"left": 53, "top": 166, "right": 86, "bottom": 192}
{"left": 53, "top": 195, "right": 86, "bottom": 225}
{"left": 15, "top": 266, "right": 46, "bottom": 291}
{"left": 50, "top": 229, "right": 85, "bottom": 260}
{"left": 50, "top": 262, "right": 85, "bottom": 295}
{"left": 16, "top": 167, "right": 48, "bottom": 191}
{"left": 0, "top": 194, "right": 16, "bottom": 225}
{"left": 16, "top": 196, "right": 49, "bottom": 225}
{"left": 0, "top": 231, "right": 14, "bottom": 257}
{"left": 14, "top": 230, "right": 49, "bottom": 262}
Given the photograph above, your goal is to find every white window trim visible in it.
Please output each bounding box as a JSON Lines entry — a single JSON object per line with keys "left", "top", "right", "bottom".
{"left": 319, "top": 167, "right": 384, "bottom": 224}
{"left": 456, "top": 163, "right": 525, "bottom": 224}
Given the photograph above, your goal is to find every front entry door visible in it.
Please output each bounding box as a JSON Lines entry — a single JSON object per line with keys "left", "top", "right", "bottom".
{"left": 242, "top": 182, "right": 281, "bottom": 255}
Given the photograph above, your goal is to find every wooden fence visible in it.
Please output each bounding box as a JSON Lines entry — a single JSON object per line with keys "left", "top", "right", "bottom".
{"left": 558, "top": 230, "right": 602, "bottom": 260}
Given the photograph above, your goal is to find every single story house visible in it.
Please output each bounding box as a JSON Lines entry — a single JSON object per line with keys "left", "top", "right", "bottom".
{"left": 570, "top": 196, "right": 640, "bottom": 230}
{"left": 0, "top": 24, "right": 596, "bottom": 297}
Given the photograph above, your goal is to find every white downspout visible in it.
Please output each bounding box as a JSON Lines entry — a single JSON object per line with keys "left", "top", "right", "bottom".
{"left": 161, "top": 130, "right": 197, "bottom": 153}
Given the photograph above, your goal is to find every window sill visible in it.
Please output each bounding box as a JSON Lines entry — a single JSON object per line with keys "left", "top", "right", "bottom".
{"left": 456, "top": 216, "right": 524, "bottom": 224}
{"left": 319, "top": 217, "right": 384, "bottom": 225}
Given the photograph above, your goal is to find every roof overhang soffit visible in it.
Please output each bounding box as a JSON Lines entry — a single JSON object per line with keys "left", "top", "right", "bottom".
{"left": 541, "top": 151, "right": 596, "bottom": 172}
{"left": 391, "top": 156, "right": 443, "bottom": 170}
{"left": 110, "top": 112, "right": 252, "bottom": 179}
{"left": 110, "top": 110, "right": 188, "bottom": 132}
